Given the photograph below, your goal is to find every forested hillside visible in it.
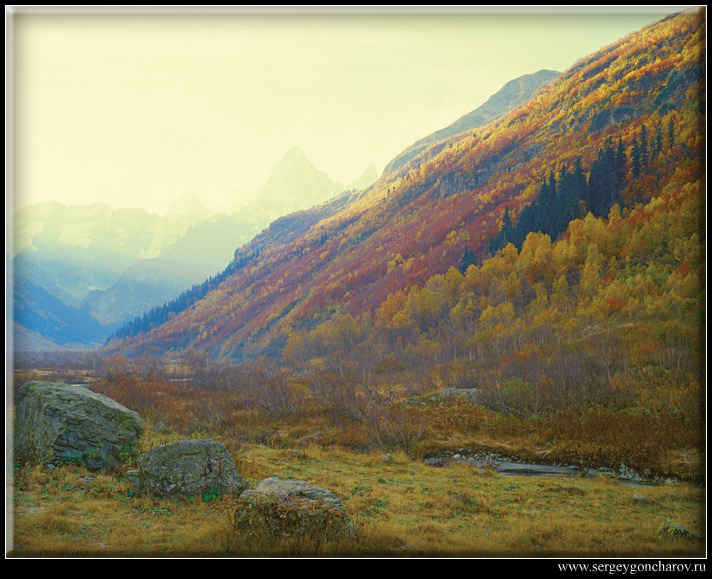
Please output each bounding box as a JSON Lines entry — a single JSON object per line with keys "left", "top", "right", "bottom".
{"left": 107, "top": 7, "right": 705, "bottom": 410}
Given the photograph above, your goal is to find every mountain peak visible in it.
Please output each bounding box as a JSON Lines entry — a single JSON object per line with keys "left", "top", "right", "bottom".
{"left": 165, "top": 193, "right": 210, "bottom": 219}
{"left": 254, "top": 147, "right": 343, "bottom": 215}
{"left": 347, "top": 164, "right": 379, "bottom": 192}
{"left": 273, "top": 146, "right": 317, "bottom": 173}
{"left": 283, "top": 145, "right": 307, "bottom": 158}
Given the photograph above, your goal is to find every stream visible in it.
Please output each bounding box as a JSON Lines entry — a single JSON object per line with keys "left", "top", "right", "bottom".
{"left": 424, "top": 449, "right": 676, "bottom": 488}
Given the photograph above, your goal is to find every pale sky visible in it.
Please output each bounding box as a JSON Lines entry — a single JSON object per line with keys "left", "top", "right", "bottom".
{"left": 8, "top": 6, "right": 682, "bottom": 215}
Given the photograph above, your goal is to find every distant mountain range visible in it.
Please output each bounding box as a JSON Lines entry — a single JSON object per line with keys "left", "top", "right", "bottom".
{"left": 11, "top": 147, "right": 377, "bottom": 349}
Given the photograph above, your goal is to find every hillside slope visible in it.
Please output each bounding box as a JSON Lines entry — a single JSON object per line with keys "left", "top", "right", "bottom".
{"left": 12, "top": 277, "right": 108, "bottom": 349}
{"left": 109, "top": 9, "right": 705, "bottom": 366}
{"left": 382, "top": 69, "right": 561, "bottom": 176}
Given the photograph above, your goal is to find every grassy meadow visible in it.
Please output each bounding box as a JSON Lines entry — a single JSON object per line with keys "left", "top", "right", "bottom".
{"left": 8, "top": 438, "right": 706, "bottom": 558}
{"left": 7, "top": 361, "right": 706, "bottom": 558}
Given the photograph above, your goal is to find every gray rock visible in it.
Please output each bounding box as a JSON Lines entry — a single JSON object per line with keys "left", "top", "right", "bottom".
{"left": 407, "top": 388, "right": 480, "bottom": 407}
{"left": 127, "top": 439, "right": 248, "bottom": 500}
{"left": 658, "top": 518, "right": 704, "bottom": 541}
{"left": 439, "top": 388, "right": 481, "bottom": 403}
{"left": 13, "top": 381, "right": 144, "bottom": 471}
{"left": 235, "top": 476, "right": 355, "bottom": 538}
{"left": 633, "top": 493, "right": 650, "bottom": 503}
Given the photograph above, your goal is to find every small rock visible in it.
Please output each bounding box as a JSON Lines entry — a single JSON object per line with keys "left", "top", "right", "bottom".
{"left": 76, "top": 476, "right": 96, "bottom": 488}
{"left": 633, "top": 493, "right": 650, "bottom": 503}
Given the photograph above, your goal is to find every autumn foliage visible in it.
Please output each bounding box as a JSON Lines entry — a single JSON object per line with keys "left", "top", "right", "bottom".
{"left": 99, "top": 10, "right": 705, "bottom": 474}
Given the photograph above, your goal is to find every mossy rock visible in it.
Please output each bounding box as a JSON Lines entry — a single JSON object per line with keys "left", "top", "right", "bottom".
{"left": 13, "top": 381, "right": 144, "bottom": 471}
{"left": 127, "top": 438, "right": 249, "bottom": 501}
{"left": 234, "top": 476, "right": 355, "bottom": 539}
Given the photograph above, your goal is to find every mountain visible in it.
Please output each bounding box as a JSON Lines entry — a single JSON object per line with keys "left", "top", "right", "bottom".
{"left": 11, "top": 198, "right": 227, "bottom": 348}
{"left": 107, "top": 188, "right": 365, "bottom": 344}
{"left": 12, "top": 277, "right": 109, "bottom": 350}
{"left": 347, "top": 164, "right": 379, "bottom": 192}
{"left": 107, "top": 9, "right": 705, "bottom": 366}
{"left": 80, "top": 213, "right": 255, "bottom": 326}
{"left": 81, "top": 147, "right": 356, "bottom": 328}
{"left": 138, "top": 193, "right": 213, "bottom": 260}
{"left": 250, "top": 146, "right": 345, "bottom": 218}
{"left": 12, "top": 201, "right": 211, "bottom": 306}
{"left": 382, "top": 69, "right": 561, "bottom": 176}
{"left": 10, "top": 144, "right": 370, "bottom": 349}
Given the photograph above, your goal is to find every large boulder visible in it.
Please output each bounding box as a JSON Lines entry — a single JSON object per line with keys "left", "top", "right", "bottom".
{"left": 126, "top": 439, "right": 249, "bottom": 500}
{"left": 13, "top": 381, "right": 144, "bottom": 471}
{"left": 234, "top": 476, "right": 355, "bottom": 539}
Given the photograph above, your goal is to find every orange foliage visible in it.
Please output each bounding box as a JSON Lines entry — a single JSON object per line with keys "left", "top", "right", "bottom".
{"left": 108, "top": 9, "right": 705, "bottom": 370}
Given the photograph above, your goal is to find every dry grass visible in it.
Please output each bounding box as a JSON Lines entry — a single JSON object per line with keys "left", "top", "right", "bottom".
{"left": 9, "top": 364, "right": 705, "bottom": 558}
{"left": 8, "top": 442, "right": 705, "bottom": 558}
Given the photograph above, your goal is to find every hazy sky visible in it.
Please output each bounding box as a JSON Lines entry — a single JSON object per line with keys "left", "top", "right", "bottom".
{"left": 9, "top": 6, "right": 682, "bottom": 215}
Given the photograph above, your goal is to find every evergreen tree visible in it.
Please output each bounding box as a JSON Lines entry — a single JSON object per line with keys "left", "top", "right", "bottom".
{"left": 640, "top": 125, "right": 649, "bottom": 171}
{"left": 513, "top": 198, "right": 538, "bottom": 248}
{"left": 587, "top": 138, "right": 617, "bottom": 216}
{"left": 487, "top": 206, "right": 516, "bottom": 255}
{"left": 667, "top": 118, "right": 675, "bottom": 149}
{"left": 631, "top": 137, "right": 642, "bottom": 179}
{"left": 501, "top": 206, "right": 515, "bottom": 244}
{"left": 534, "top": 172, "right": 558, "bottom": 237}
{"left": 655, "top": 124, "right": 663, "bottom": 157}
{"left": 458, "top": 245, "right": 478, "bottom": 273}
{"left": 558, "top": 159, "right": 586, "bottom": 233}
{"left": 615, "top": 137, "right": 628, "bottom": 192}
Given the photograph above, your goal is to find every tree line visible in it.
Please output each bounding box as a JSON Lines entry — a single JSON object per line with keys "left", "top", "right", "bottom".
{"left": 479, "top": 119, "right": 675, "bottom": 264}
{"left": 108, "top": 249, "right": 261, "bottom": 343}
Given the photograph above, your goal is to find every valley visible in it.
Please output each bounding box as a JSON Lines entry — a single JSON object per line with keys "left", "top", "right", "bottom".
{"left": 8, "top": 7, "right": 706, "bottom": 560}
{"left": 8, "top": 352, "right": 705, "bottom": 558}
